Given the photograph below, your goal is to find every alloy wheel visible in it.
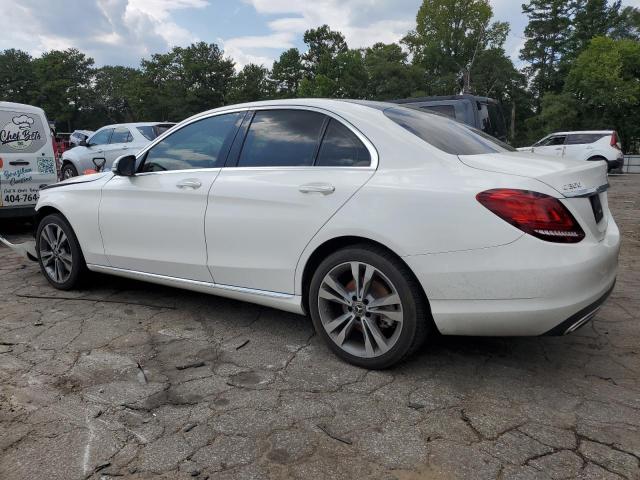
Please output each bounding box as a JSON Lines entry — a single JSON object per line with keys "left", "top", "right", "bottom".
{"left": 39, "top": 223, "right": 73, "bottom": 284}
{"left": 317, "top": 261, "right": 404, "bottom": 358}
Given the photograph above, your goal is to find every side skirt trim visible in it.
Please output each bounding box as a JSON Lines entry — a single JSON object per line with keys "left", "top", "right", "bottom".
{"left": 87, "top": 264, "right": 305, "bottom": 315}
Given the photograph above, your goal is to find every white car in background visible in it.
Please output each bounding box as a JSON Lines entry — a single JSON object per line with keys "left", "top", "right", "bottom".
{"left": 60, "top": 122, "right": 175, "bottom": 178}
{"left": 519, "top": 130, "right": 624, "bottom": 172}
{"left": 4, "top": 99, "right": 619, "bottom": 369}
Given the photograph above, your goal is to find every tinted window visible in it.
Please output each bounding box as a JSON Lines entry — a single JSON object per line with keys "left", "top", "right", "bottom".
{"left": 317, "top": 119, "right": 370, "bottom": 167}
{"left": 137, "top": 124, "right": 175, "bottom": 141}
{"left": 384, "top": 106, "right": 515, "bottom": 155}
{"left": 566, "top": 133, "right": 607, "bottom": 145}
{"left": 89, "top": 128, "right": 113, "bottom": 145}
{"left": 420, "top": 105, "right": 456, "bottom": 119}
{"left": 238, "top": 110, "right": 325, "bottom": 167}
{"left": 141, "top": 113, "right": 241, "bottom": 172}
{"left": 110, "top": 127, "right": 132, "bottom": 143}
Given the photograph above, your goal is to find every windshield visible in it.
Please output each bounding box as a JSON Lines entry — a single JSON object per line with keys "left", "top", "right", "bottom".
{"left": 137, "top": 124, "right": 174, "bottom": 141}
{"left": 384, "top": 106, "right": 516, "bottom": 155}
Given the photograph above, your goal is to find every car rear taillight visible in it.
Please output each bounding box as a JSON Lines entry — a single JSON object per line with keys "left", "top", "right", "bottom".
{"left": 610, "top": 131, "right": 621, "bottom": 150}
{"left": 476, "top": 189, "right": 585, "bottom": 243}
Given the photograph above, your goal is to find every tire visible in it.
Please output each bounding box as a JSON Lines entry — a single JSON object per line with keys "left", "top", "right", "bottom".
{"left": 36, "top": 213, "right": 87, "bottom": 290}
{"left": 308, "top": 244, "right": 430, "bottom": 369}
{"left": 61, "top": 162, "right": 78, "bottom": 179}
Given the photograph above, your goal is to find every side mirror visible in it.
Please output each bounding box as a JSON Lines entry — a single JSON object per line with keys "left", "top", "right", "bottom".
{"left": 112, "top": 155, "right": 137, "bottom": 176}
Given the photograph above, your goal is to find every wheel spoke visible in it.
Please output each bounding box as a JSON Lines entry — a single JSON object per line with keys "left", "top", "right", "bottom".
{"left": 363, "top": 318, "right": 390, "bottom": 354}
{"left": 370, "top": 308, "right": 403, "bottom": 324}
{"left": 59, "top": 252, "right": 73, "bottom": 270}
{"left": 55, "top": 226, "right": 64, "bottom": 246}
{"left": 350, "top": 262, "right": 361, "bottom": 300}
{"left": 361, "top": 264, "right": 375, "bottom": 299}
{"left": 322, "top": 275, "right": 352, "bottom": 305}
{"left": 40, "top": 250, "right": 54, "bottom": 266}
{"left": 335, "top": 317, "right": 355, "bottom": 346}
{"left": 42, "top": 225, "right": 55, "bottom": 249}
{"left": 362, "top": 321, "right": 375, "bottom": 357}
{"left": 54, "top": 258, "right": 62, "bottom": 282}
{"left": 368, "top": 294, "right": 401, "bottom": 308}
{"left": 324, "top": 312, "right": 353, "bottom": 333}
{"left": 319, "top": 285, "right": 351, "bottom": 306}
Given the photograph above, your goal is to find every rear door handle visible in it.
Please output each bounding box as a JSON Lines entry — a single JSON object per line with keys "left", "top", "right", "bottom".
{"left": 176, "top": 179, "right": 202, "bottom": 190}
{"left": 299, "top": 183, "right": 335, "bottom": 195}
{"left": 9, "top": 160, "right": 29, "bottom": 166}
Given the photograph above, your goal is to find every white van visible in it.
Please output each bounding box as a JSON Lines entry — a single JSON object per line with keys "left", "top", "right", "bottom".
{"left": 0, "top": 102, "right": 58, "bottom": 218}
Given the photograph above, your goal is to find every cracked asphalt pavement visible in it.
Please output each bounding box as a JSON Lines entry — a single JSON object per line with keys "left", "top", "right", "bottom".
{"left": 1, "top": 175, "right": 639, "bottom": 480}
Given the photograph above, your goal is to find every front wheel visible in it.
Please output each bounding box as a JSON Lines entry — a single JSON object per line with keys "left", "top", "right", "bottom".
{"left": 61, "top": 162, "right": 78, "bottom": 179}
{"left": 308, "top": 245, "right": 430, "bottom": 369}
{"left": 36, "top": 213, "right": 87, "bottom": 290}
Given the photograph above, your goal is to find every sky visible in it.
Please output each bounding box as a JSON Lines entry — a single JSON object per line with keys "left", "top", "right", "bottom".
{"left": 1, "top": 0, "right": 639, "bottom": 70}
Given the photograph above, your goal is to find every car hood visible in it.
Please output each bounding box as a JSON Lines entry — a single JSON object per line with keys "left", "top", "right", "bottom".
{"left": 458, "top": 151, "right": 608, "bottom": 197}
{"left": 61, "top": 146, "right": 88, "bottom": 161}
{"left": 42, "top": 172, "right": 112, "bottom": 190}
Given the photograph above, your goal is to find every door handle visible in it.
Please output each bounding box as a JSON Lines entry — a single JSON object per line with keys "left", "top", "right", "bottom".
{"left": 554, "top": 147, "right": 562, "bottom": 150}
{"left": 176, "top": 179, "right": 202, "bottom": 190}
{"left": 9, "top": 160, "right": 29, "bottom": 166}
{"left": 299, "top": 183, "right": 335, "bottom": 194}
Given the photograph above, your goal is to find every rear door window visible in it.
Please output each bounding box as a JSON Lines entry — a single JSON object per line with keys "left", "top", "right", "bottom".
{"left": 238, "top": 110, "right": 325, "bottom": 167}
{"left": 383, "top": 106, "right": 515, "bottom": 155}
{"left": 543, "top": 136, "right": 566, "bottom": 146}
{"left": 316, "top": 119, "right": 371, "bottom": 167}
{"left": 110, "top": 127, "right": 133, "bottom": 144}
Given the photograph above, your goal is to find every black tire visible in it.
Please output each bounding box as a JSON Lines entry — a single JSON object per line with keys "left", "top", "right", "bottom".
{"left": 36, "top": 213, "right": 87, "bottom": 290}
{"left": 308, "top": 244, "right": 430, "bottom": 369}
{"left": 61, "top": 162, "right": 78, "bottom": 179}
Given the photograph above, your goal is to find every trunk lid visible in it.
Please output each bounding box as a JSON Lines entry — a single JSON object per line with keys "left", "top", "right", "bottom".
{"left": 459, "top": 152, "right": 610, "bottom": 241}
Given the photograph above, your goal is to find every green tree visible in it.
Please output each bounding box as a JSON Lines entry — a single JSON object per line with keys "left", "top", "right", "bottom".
{"left": 611, "top": 5, "right": 640, "bottom": 40}
{"left": 403, "top": 0, "right": 507, "bottom": 94}
{"left": 92, "top": 66, "right": 142, "bottom": 124}
{"left": 0, "top": 49, "right": 36, "bottom": 104}
{"left": 519, "top": 0, "right": 574, "bottom": 103}
{"left": 302, "top": 25, "right": 348, "bottom": 76}
{"left": 228, "top": 63, "right": 275, "bottom": 104}
{"left": 363, "top": 43, "right": 422, "bottom": 100}
{"left": 271, "top": 48, "right": 304, "bottom": 97}
{"left": 32, "top": 48, "right": 94, "bottom": 131}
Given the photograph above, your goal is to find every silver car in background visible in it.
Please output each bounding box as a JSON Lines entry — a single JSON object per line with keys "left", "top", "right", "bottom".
{"left": 60, "top": 122, "right": 175, "bottom": 178}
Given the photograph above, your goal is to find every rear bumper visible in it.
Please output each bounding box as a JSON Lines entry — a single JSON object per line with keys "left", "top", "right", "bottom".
{"left": 607, "top": 158, "right": 623, "bottom": 171}
{"left": 404, "top": 217, "right": 620, "bottom": 336}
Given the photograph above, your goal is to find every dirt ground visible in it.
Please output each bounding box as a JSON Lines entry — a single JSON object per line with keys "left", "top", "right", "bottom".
{"left": 0, "top": 175, "right": 638, "bottom": 480}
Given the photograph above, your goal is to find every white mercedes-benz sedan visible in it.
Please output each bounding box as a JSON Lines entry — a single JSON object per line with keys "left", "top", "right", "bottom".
{"left": 29, "top": 99, "right": 619, "bottom": 368}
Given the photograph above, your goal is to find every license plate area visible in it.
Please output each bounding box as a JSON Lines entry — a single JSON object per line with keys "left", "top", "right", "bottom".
{"left": 589, "top": 194, "right": 603, "bottom": 223}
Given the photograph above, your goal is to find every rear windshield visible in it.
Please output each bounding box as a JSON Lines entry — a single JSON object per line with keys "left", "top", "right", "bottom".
{"left": 137, "top": 124, "right": 174, "bottom": 141}
{"left": 384, "top": 106, "right": 515, "bottom": 155}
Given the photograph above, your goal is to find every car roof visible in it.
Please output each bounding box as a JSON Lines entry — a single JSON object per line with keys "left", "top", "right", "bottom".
{"left": 98, "top": 122, "right": 176, "bottom": 129}
{"left": 549, "top": 130, "right": 613, "bottom": 135}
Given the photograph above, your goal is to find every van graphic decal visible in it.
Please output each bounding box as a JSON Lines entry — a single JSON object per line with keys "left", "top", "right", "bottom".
{"left": 0, "top": 115, "right": 42, "bottom": 150}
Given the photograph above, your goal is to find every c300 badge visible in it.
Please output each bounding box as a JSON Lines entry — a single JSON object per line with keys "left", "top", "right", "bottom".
{"left": 562, "top": 181, "right": 583, "bottom": 192}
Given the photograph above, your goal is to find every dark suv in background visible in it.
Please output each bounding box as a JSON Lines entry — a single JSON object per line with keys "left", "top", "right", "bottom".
{"left": 393, "top": 95, "right": 508, "bottom": 142}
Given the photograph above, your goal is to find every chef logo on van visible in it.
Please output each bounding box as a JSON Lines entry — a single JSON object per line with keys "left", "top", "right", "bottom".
{"left": 0, "top": 115, "right": 42, "bottom": 150}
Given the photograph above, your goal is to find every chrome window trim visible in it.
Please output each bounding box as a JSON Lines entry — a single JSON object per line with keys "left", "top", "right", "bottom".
{"left": 133, "top": 104, "right": 379, "bottom": 174}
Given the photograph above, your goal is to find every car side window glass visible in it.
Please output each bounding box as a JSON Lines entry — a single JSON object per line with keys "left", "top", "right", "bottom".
{"left": 89, "top": 128, "right": 113, "bottom": 145}
{"left": 110, "top": 127, "right": 132, "bottom": 144}
{"left": 546, "top": 136, "right": 566, "bottom": 146}
{"left": 566, "top": 134, "right": 606, "bottom": 145}
{"left": 237, "top": 110, "right": 325, "bottom": 167}
{"left": 141, "top": 112, "right": 242, "bottom": 172}
{"left": 316, "top": 119, "right": 371, "bottom": 167}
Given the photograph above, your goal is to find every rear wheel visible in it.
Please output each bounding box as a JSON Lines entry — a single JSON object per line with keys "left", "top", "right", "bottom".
{"left": 61, "top": 162, "right": 78, "bottom": 179}
{"left": 36, "top": 213, "right": 87, "bottom": 290}
{"left": 308, "top": 244, "right": 429, "bottom": 369}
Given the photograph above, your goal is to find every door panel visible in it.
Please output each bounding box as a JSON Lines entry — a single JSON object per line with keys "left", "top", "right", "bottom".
{"left": 205, "top": 168, "right": 373, "bottom": 293}
{"left": 100, "top": 171, "right": 219, "bottom": 281}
